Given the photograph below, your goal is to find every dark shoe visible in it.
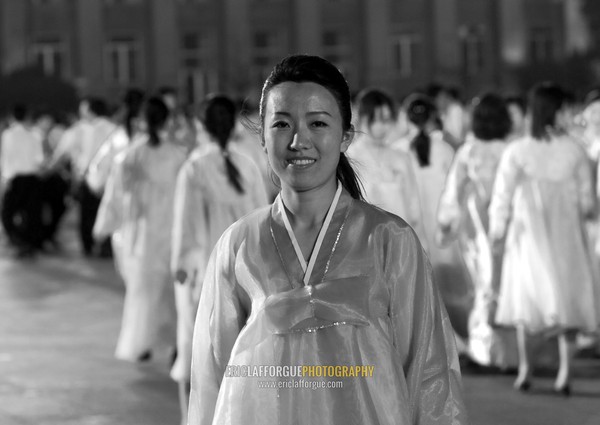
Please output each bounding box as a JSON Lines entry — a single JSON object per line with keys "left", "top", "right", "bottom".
{"left": 169, "top": 348, "right": 178, "bottom": 368}
{"left": 137, "top": 351, "right": 152, "bottom": 362}
{"left": 514, "top": 378, "right": 531, "bottom": 392}
{"left": 554, "top": 384, "right": 571, "bottom": 397}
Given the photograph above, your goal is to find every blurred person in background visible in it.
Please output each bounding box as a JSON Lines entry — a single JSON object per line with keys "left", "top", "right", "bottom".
{"left": 32, "top": 109, "right": 70, "bottom": 249}
{"left": 0, "top": 104, "right": 44, "bottom": 257}
{"left": 87, "top": 88, "right": 146, "bottom": 197}
{"left": 91, "top": 88, "right": 146, "bottom": 279}
{"left": 403, "top": 93, "right": 472, "bottom": 353}
{"left": 347, "top": 88, "right": 422, "bottom": 233}
{"left": 234, "top": 100, "right": 279, "bottom": 202}
{"left": 437, "top": 93, "right": 518, "bottom": 370}
{"left": 158, "top": 86, "right": 197, "bottom": 154}
{"left": 577, "top": 89, "right": 600, "bottom": 356}
{"left": 489, "top": 82, "right": 599, "bottom": 395}
{"left": 170, "top": 94, "right": 269, "bottom": 425}
{"left": 428, "top": 83, "right": 467, "bottom": 149}
{"left": 114, "top": 97, "right": 186, "bottom": 363}
{"left": 505, "top": 95, "right": 528, "bottom": 141}
{"left": 52, "top": 97, "right": 117, "bottom": 257}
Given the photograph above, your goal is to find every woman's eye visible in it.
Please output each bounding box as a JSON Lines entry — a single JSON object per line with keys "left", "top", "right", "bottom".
{"left": 312, "top": 121, "right": 328, "bottom": 128}
{"left": 272, "top": 121, "right": 289, "bottom": 129}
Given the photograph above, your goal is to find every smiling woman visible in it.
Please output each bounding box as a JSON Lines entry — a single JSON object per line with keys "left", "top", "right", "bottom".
{"left": 187, "top": 55, "right": 468, "bottom": 425}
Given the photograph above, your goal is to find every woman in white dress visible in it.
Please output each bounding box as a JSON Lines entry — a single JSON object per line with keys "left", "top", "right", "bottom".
{"left": 92, "top": 88, "right": 145, "bottom": 275}
{"left": 347, "top": 88, "right": 421, "bottom": 231}
{"left": 114, "top": 97, "right": 187, "bottom": 362}
{"left": 188, "top": 55, "right": 467, "bottom": 425}
{"left": 438, "top": 93, "right": 518, "bottom": 369}
{"left": 489, "top": 82, "right": 599, "bottom": 394}
{"left": 170, "top": 94, "right": 269, "bottom": 425}
{"left": 404, "top": 94, "right": 472, "bottom": 344}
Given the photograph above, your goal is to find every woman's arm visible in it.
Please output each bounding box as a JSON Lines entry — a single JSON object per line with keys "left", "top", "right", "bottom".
{"left": 437, "top": 143, "right": 470, "bottom": 240}
{"left": 188, "top": 230, "right": 247, "bottom": 425}
{"left": 488, "top": 145, "right": 521, "bottom": 241}
{"left": 171, "top": 159, "right": 207, "bottom": 284}
{"left": 390, "top": 228, "right": 468, "bottom": 425}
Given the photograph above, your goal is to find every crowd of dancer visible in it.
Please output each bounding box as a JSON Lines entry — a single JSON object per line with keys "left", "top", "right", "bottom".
{"left": 1, "top": 53, "right": 600, "bottom": 424}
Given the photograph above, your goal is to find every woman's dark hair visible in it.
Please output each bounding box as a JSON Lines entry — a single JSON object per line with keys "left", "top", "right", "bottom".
{"left": 405, "top": 93, "right": 437, "bottom": 167}
{"left": 12, "top": 104, "right": 28, "bottom": 122}
{"left": 528, "top": 82, "right": 566, "bottom": 140}
{"left": 123, "top": 88, "right": 145, "bottom": 139}
{"left": 86, "top": 97, "right": 108, "bottom": 117}
{"left": 471, "top": 93, "right": 512, "bottom": 141}
{"left": 355, "top": 88, "right": 397, "bottom": 127}
{"left": 200, "top": 94, "right": 244, "bottom": 194}
{"left": 144, "top": 97, "right": 169, "bottom": 147}
{"left": 259, "top": 54, "right": 363, "bottom": 200}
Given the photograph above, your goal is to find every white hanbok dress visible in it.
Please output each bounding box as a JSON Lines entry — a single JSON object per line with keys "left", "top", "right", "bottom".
{"left": 188, "top": 186, "right": 467, "bottom": 425}
{"left": 170, "top": 143, "right": 269, "bottom": 382}
{"left": 489, "top": 135, "right": 600, "bottom": 333}
{"left": 408, "top": 131, "right": 472, "bottom": 338}
{"left": 347, "top": 135, "right": 422, "bottom": 233}
{"left": 438, "top": 136, "right": 517, "bottom": 367}
{"left": 113, "top": 137, "right": 187, "bottom": 361}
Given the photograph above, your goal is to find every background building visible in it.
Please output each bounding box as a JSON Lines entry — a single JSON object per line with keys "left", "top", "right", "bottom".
{"left": 0, "top": 0, "right": 596, "bottom": 109}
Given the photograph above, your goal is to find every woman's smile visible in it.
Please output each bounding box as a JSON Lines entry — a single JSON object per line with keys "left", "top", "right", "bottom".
{"left": 286, "top": 157, "right": 317, "bottom": 168}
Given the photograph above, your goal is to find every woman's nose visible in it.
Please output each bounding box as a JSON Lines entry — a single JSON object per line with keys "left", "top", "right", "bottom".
{"left": 289, "top": 128, "right": 311, "bottom": 150}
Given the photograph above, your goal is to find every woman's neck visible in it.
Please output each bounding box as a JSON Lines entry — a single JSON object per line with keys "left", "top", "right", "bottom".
{"left": 281, "top": 181, "right": 337, "bottom": 230}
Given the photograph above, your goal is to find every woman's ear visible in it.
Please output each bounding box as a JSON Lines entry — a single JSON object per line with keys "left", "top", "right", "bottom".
{"left": 340, "top": 126, "right": 355, "bottom": 153}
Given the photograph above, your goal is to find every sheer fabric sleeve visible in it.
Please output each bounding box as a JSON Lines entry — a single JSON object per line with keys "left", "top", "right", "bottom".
{"left": 488, "top": 145, "right": 521, "bottom": 240}
{"left": 188, "top": 229, "right": 247, "bottom": 425}
{"left": 171, "top": 159, "right": 207, "bottom": 280}
{"left": 574, "top": 146, "right": 595, "bottom": 218}
{"left": 401, "top": 151, "right": 423, "bottom": 230}
{"left": 389, "top": 227, "right": 468, "bottom": 425}
{"left": 437, "top": 143, "right": 470, "bottom": 235}
{"left": 93, "top": 156, "right": 124, "bottom": 239}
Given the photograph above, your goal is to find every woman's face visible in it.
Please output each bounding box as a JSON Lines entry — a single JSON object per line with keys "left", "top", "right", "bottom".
{"left": 364, "top": 106, "right": 394, "bottom": 141}
{"left": 508, "top": 103, "right": 525, "bottom": 135}
{"left": 262, "top": 81, "right": 352, "bottom": 194}
{"left": 583, "top": 101, "right": 600, "bottom": 134}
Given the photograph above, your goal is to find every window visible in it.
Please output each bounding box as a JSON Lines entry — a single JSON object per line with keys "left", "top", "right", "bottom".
{"left": 323, "top": 31, "right": 339, "bottom": 47}
{"left": 182, "top": 33, "right": 200, "bottom": 50}
{"left": 251, "top": 30, "right": 283, "bottom": 85}
{"left": 321, "top": 29, "right": 353, "bottom": 80}
{"left": 459, "top": 27, "right": 484, "bottom": 76}
{"left": 104, "top": 0, "right": 142, "bottom": 4}
{"left": 105, "top": 38, "right": 140, "bottom": 84}
{"left": 31, "top": 0, "right": 62, "bottom": 5}
{"left": 31, "top": 40, "right": 66, "bottom": 77}
{"left": 254, "top": 32, "right": 273, "bottom": 49}
{"left": 179, "top": 31, "right": 216, "bottom": 102}
{"left": 390, "top": 34, "right": 420, "bottom": 78}
{"left": 530, "top": 28, "right": 554, "bottom": 62}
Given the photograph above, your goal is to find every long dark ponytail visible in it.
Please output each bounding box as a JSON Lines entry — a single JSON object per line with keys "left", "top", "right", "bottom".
{"left": 405, "top": 94, "right": 436, "bottom": 167}
{"left": 260, "top": 55, "right": 363, "bottom": 200}
{"left": 201, "top": 94, "right": 244, "bottom": 193}
{"left": 123, "top": 88, "right": 145, "bottom": 140}
{"left": 144, "top": 97, "right": 169, "bottom": 147}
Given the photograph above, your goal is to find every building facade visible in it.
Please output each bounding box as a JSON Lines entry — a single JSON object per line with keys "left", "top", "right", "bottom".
{"left": 0, "top": 0, "right": 589, "bottom": 105}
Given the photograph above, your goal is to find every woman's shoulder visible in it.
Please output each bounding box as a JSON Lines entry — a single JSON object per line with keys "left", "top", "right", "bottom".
{"left": 218, "top": 204, "right": 273, "bottom": 243}
{"left": 352, "top": 198, "right": 416, "bottom": 237}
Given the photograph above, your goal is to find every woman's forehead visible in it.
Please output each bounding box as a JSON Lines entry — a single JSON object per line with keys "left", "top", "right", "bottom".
{"left": 266, "top": 82, "right": 340, "bottom": 115}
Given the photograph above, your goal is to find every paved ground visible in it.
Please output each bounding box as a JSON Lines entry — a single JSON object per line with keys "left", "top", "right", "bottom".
{"left": 0, "top": 216, "right": 599, "bottom": 425}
